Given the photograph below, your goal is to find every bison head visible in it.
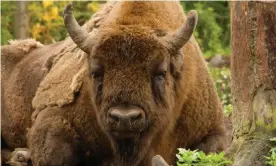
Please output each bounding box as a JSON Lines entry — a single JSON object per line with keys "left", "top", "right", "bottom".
{"left": 63, "top": 3, "right": 197, "bottom": 160}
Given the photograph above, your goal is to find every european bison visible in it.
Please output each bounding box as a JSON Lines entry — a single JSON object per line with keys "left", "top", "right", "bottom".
{"left": 1, "top": 2, "right": 227, "bottom": 166}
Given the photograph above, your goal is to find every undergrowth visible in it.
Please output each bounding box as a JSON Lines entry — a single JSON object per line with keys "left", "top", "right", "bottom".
{"left": 176, "top": 148, "right": 232, "bottom": 166}
{"left": 265, "top": 137, "right": 276, "bottom": 166}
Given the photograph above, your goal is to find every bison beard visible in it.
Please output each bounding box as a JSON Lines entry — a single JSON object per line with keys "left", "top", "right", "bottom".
{"left": 116, "top": 139, "right": 141, "bottom": 164}
{"left": 1, "top": 2, "right": 228, "bottom": 166}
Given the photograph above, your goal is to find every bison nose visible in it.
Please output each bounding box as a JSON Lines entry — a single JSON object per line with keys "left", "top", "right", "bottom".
{"left": 110, "top": 109, "right": 141, "bottom": 122}
{"left": 107, "top": 106, "right": 146, "bottom": 132}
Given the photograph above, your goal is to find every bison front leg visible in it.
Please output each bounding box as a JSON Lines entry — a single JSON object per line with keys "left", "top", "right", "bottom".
{"left": 27, "top": 108, "right": 81, "bottom": 166}
{"left": 192, "top": 132, "right": 227, "bottom": 154}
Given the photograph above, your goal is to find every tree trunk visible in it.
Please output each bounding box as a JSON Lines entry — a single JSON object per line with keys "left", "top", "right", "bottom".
{"left": 229, "top": 1, "right": 276, "bottom": 166}
{"left": 14, "top": 1, "right": 29, "bottom": 39}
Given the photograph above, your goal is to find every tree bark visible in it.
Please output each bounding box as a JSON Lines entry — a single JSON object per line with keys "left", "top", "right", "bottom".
{"left": 229, "top": 1, "right": 276, "bottom": 166}
{"left": 14, "top": 1, "right": 29, "bottom": 39}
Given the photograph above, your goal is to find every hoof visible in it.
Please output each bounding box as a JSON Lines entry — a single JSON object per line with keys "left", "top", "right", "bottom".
{"left": 6, "top": 148, "right": 31, "bottom": 166}
{"left": 152, "top": 155, "right": 170, "bottom": 166}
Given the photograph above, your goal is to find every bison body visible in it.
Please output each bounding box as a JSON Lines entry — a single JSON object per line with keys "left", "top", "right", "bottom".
{"left": 1, "top": 40, "right": 61, "bottom": 148}
{"left": 1, "top": 2, "right": 227, "bottom": 166}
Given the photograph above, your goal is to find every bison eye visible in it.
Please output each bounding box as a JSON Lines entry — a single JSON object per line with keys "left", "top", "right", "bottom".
{"left": 153, "top": 71, "right": 166, "bottom": 85}
{"left": 151, "top": 60, "right": 167, "bottom": 103}
{"left": 154, "top": 70, "right": 166, "bottom": 78}
{"left": 90, "top": 60, "right": 104, "bottom": 105}
{"left": 154, "top": 61, "right": 167, "bottom": 79}
{"left": 91, "top": 69, "right": 104, "bottom": 79}
{"left": 90, "top": 59, "right": 104, "bottom": 79}
{"left": 152, "top": 70, "right": 166, "bottom": 103}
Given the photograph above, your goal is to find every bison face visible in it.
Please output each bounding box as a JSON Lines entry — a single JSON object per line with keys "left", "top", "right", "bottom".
{"left": 88, "top": 25, "right": 177, "bottom": 140}
{"left": 63, "top": 3, "right": 197, "bottom": 156}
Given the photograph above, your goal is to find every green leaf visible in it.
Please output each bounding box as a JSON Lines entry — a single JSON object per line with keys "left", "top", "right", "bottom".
{"left": 270, "top": 137, "right": 276, "bottom": 142}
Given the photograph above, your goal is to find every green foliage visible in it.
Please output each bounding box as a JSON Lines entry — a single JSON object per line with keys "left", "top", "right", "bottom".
{"left": 265, "top": 137, "right": 276, "bottom": 166}
{"left": 210, "top": 67, "right": 232, "bottom": 116}
{"left": 1, "top": 1, "right": 16, "bottom": 44}
{"left": 176, "top": 148, "right": 232, "bottom": 166}
{"left": 181, "top": 2, "right": 230, "bottom": 58}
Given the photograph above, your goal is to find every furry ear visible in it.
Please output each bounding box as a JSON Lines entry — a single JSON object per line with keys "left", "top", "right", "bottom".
{"left": 32, "top": 51, "right": 88, "bottom": 112}
{"left": 170, "top": 42, "right": 197, "bottom": 79}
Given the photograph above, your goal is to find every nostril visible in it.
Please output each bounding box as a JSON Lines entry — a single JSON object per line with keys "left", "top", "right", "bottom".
{"left": 131, "top": 113, "right": 142, "bottom": 122}
{"left": 109, "top": 111, "right": 120, "bottom": 122}
{"left": 112, "top": 115, "right": 120, "bottom": 122}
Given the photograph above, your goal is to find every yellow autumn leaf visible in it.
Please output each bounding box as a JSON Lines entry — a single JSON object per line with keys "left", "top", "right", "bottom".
{"left": 50, "top": 7, "right": 58, "bottom": 18}
{"left": 42, "top": 0, "right": 53, "bottom": 8}
{"left": 88, "top": 2, "right": 100, "bottom": 13}
{"left": 42, "top": 13, "right": 51, "bottom": 22}
{"left": 42, "top": 7, "right": 58, "bottom": 22}
{"left": 32, "top": 23, "right": 45, "bottom": 39}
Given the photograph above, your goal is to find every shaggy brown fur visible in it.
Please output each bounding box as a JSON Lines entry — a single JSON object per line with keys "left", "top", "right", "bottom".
{"left": 1, "top": 41, "right": 70, "bottom": 164}
{"left": 1, "top": 3, "right": 114, "bottom": 165}
{"left": 2, "top": 2, "right": 227, "bottom": 166}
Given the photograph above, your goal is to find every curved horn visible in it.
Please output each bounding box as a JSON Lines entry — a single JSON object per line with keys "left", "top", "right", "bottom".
{"left": 164, "top": 10, "right": 198, "bottom": 51}
{"left": 63, "top": 4, "right": 93, "bottom": 53}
